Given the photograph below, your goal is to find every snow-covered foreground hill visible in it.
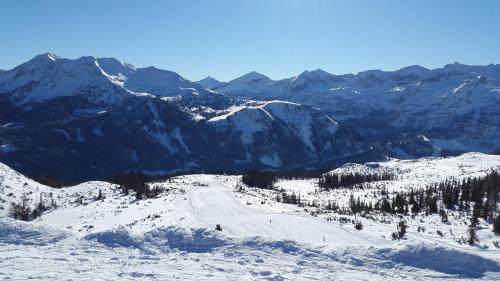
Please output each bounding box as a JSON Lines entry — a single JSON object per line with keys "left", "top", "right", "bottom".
{"left": 1, "top": 153, "right": 500, "bottom": 280}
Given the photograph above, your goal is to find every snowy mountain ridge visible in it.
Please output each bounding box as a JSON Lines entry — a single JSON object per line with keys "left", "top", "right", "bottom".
{"left": 0, "top": 53, "right": 369, "bottom": 181}
{"left": 211, "top": 62, "right": 500, "bottom": 153}
{"left": 0, "top": 52, "right": 221, "bottom": 105}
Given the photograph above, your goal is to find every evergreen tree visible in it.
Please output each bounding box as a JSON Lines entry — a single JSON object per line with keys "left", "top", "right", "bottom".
{"left": 96, "top": 189, "right": 103, "bottom": 200}
{"left": 241, "top": 171, "right": 276, "bottom": 189}
{"left": 398, "top": 220, "right": 408, "bottom": 238}
{"left": 380, "top": 198, "right": 392, "bottom": 213}
{"left": 467, "top": 223, "right": 479, "bottom": 246}
{"left": 439, "top": 209, "right": 449, "bottom": 223}
{"left": 471, "top": 201, "right": 482, "bottom": 225}
{"left": 493, "top": 216, "right": 500, "bottom": 234}
{"left": 427, "top": 195, "right": 438, "bottom": 214}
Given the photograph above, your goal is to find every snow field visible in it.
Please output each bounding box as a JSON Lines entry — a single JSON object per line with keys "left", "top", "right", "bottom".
{"left": 1, "top": 154, "right": 500, "bottom": 279}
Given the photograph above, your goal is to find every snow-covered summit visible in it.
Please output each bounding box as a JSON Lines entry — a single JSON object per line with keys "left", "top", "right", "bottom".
{"left": 29, "top": 52, "right": 61, "bottom": 63}
{"left": 0, "top": 53, "right": 218, "bottom": 104}
{"left": 0, "top": 53, "right": 129, "bottom": 104}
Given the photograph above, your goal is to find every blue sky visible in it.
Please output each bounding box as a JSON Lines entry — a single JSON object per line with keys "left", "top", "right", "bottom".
{"left": 1, "top": 0, "right": 499, "bottom": 81}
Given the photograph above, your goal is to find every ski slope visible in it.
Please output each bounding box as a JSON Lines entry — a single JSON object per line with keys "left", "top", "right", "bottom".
{"left": 1, "top": 155, "right": 500, "bottom": 280}
{"left": 180, "top": 178, "right": 372, "bottom": 247}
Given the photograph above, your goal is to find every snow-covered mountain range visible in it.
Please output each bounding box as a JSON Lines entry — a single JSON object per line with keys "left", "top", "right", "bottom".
{"left": 1, "top": 53, "right": 500, "bottom": 181}
{"left": 211, "top": 64, "right": 500, "bottom": 155}
{"left": 0, "top": 53, "right": 366, "bottom": 181}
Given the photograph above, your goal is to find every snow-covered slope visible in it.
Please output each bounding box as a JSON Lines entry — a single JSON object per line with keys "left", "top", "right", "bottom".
{"left": 239, "top": 152, "right": 500, "bottom": 216}
{"left": 207, "top": 100, "right": 345, "bottom": 164}
{"left": 0, "top": 162, "right": 114, "bottom": 217}
{"left": 0, "top": 162, "right": 52, "bottom": 216}
{"left": 328, "top": 152, "right": 500, "bottom": 196}
{"left": 1, "top": 154, "right": 500, "bottom": 280}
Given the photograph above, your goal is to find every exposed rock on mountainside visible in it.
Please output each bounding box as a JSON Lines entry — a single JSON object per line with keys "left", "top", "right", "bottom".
{"left": 213, "top": 64, "right": 500, "bottom": 154}
{"left": 0, "top": 54, "right": 366, "bottom": 181}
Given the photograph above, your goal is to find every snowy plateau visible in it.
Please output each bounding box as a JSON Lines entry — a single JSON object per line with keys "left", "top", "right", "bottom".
{"left": 1, "top": 153, "right": 500, "bottom": 280}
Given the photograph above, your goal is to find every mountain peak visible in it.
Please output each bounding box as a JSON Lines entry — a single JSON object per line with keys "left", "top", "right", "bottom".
{"left": 196, "top": 76, "right": 224, "bottom": 89}
{"left": 396, "top": 65, "right": 428, "bottom": 73}
{"left": 46, "top": 52, "right": 60, "bottom": 61}
{"left": 311, "top": 68, "right": 330, "bottom": 75}
{"left": 357, "top": 69, "right": 385, "bottom": 76}
{"left": 244, "top": 71, "right": 268, "bottom": 78}
{"left": 22, "top": 52, "right": 61, "bottom": 68}
{"left": 37, "top": 52, "right": 61, "bottom": 61}
{"left": 394, "top": 65, "right": 429, "bottom": 76}
{"left": 232, "top": 71, "right": 270, "bottom": 83}
{"left": 297, "top": 69, "right": 333, "bottom": 80}
{"left": 199, "top": 76, "right": 220, "bottom": 82}
{"left": 443, "top": 61, "right": 468, "bottom": 70}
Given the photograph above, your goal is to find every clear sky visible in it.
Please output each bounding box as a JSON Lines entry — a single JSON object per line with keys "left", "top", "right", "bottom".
{"left": 1, "top": 0, "right": 499, "bottom": 81}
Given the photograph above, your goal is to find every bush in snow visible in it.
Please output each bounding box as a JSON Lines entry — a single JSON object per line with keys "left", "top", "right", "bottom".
{"left": 391, "top": 232, "right": 399, "bottom": 240}
{"left": 354, "top": 221, "right": 363, "bottom": 230}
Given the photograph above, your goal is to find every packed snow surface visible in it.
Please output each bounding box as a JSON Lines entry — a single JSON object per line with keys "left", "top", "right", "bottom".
{"left": 1, "top": 153, "right": 500, "bottom": 279}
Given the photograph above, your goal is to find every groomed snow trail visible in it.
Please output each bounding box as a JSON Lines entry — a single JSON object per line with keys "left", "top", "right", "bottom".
{"left": 183, "top": 178, "right": 373, "bottom": 248}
